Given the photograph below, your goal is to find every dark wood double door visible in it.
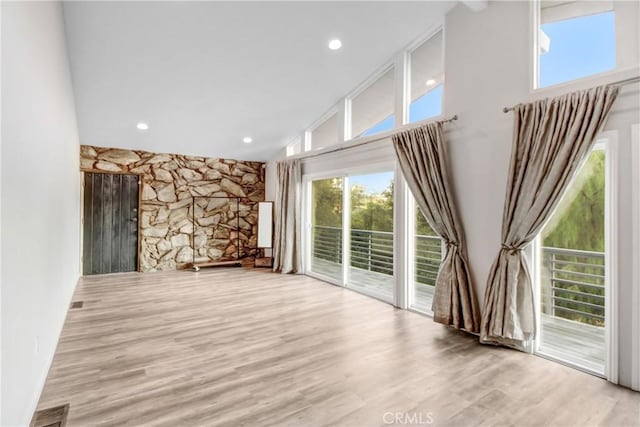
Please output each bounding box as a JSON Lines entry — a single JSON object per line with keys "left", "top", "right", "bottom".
{"left": 83, "top": 172, "right": 139, "bottom": 275}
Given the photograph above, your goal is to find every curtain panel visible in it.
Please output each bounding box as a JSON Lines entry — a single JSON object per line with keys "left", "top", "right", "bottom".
{"left": 393, "top": 122, "right": 480, "bottom": 332}
{"left": 480, "top": 85, "right": 619, "bottom": 349}
{"left": 273, "top": 159, "right": 302, "bottom": 274}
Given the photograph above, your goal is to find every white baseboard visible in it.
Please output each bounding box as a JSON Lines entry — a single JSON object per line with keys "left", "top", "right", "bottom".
{"left": 22, "top": 275, "right": 80, "bottom": 427}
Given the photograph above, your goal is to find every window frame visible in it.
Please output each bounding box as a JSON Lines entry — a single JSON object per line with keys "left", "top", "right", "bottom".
{"left": 406, "top": 27, "right": 446, "bottom": 125}
{"left": 405, "top": 192, "right": 445, "bottom": 315}
{"left": 632, "top": 123, "right": 640, "bottom": 391}
{"left": 346, "top": 62, "right": 397, "bottom": 140}
{"left": 304, "top": 106, "right": 340, "bottom": 152}
{"left": 531, "top": 0, "right": 624, "bottom": 92}
{"left": 285, "top": 136, "right": 302, "bottom": 157}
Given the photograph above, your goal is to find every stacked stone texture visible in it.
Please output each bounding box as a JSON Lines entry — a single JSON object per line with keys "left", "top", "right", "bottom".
{"left": 81, "top": 145, "right": 265, "bottom": 272}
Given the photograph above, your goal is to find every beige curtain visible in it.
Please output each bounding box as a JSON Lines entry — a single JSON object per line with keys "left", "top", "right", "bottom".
{"left": 273, "top": 159, "right": 302, "bottom": 274}
{"left": 480, "top": 85, "right": 619, "bottom": 349}
{"left": 393, "top": 122, "right": 480, "bottom": 332}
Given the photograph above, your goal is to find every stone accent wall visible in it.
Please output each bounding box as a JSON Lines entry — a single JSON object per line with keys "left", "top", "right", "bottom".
{"left": 80, "top": 145, "right": 265, "bottom": 272}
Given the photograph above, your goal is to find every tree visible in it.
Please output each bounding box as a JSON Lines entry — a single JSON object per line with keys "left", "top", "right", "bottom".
{"left": 350, "top": 183, "right": 393, "bottom": 232}
{"left": 541, "top": 149, "right": 606, "bottom": 326}
{"left": 416, "top": 207, "right": 438, "bottom": 237}
{"left": 543, "top": 150, "right": 605, "bottom": 252}
{"left": 311, "top": 178, "right": 343, "bottom": 227}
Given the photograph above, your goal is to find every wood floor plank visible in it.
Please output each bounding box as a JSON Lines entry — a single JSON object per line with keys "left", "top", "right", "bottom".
{"left": 37, "top": 268, "right": 639, "bottom": 426}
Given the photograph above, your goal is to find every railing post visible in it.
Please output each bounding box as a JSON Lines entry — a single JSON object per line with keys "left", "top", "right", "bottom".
{"left": 367, "top": 232, "right": 372, "bottom": 271}
{"left": 550, "top": 252, "right": 556, "bottom": 317}
{"left": 336, "top": 229, "right": 344, "bottom": 264}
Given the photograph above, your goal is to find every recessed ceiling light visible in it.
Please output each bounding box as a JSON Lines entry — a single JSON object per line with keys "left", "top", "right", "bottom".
{"left": 243, "top": 137, "right": 253, "bottom": 144}
{"left": 426, "top": 79, "right": 436, "bottom": 86}
{"left": 136, "top": 122, "right": 149, "bottom": 130}
{"left": 328, "top": 39, "right": 342, "bottom": 50}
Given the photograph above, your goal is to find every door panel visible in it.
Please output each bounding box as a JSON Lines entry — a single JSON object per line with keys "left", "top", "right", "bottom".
{"left": 347, "top": 171, "right": 394, "bottom": 302}
{"left": 411, "top": 201, "right": 442, "bottom": 313}
{"left": 309, "top": 177, "right": 344, "bottom": 283}
{"left": 83, "top": 173, "right": 139, "bottom": 275}
{"left": 537, "top": 142, "right": 607, "bottom": 375}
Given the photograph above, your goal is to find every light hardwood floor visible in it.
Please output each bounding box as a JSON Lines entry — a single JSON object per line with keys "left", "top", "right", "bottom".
{"left": 37, "top": 268, "right": 639, "bottom": 426}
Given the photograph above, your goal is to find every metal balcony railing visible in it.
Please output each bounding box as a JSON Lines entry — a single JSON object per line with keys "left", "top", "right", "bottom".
{"left": 311, "top": 225, "right": 442, "bottom": 285}
{"left": 541, "top": 246, "right": 605, "bottom": 326}
{"left": 311, "top": 225, "right": 606, "bottom": 327}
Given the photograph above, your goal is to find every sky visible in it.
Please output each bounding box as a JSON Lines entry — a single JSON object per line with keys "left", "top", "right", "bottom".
{"left": 351, "top": 10, "right": 615, "bottom": 194}
{"left": 350, "top": 171, "right": 394, "bottom": 194}
{"left": 540, "top": 11, "right": 615, "bottom": 87}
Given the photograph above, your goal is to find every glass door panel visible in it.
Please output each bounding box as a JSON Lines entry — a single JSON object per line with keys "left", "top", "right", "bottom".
{"left": 309, "top": 178, "right": 344, "bottom": 283}
{"left": 412, "top": 204, "right": 442, "bottom": 312}
{"left": 538, "top": 144, "right": 606, "bottom": 374}
{"left": 347, "top": 172, "right": 394, "bottom": 301}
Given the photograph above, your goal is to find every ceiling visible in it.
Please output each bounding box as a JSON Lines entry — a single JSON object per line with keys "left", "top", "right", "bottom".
{"left": 63, "top": 1, "right": 456, "bottom": 162}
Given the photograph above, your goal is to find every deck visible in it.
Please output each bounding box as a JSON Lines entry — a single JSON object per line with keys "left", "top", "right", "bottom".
{"left": 539, "top": 313, "right": 605, "bottom": 374}
{"left": 310, "top": 258, "right": 434, "bottom": 308}
{"left": 310, "top": 257, "right": 605, "bottom": 373}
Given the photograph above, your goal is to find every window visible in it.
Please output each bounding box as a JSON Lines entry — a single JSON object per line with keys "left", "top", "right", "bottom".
{"left": 361, "top": 115, "right": 394, "bottom": 137}
{"left": 310, "top": 112, "right": 339, "bottom": 150}
{"left": 409, "top": 30, "right": 444, "bottom": 123}
{"left": 537, "top": 1, "right": 615, "bottom": 88}
{"left": 286, "top": 137, "right": 302, "bottom": 157}
{"left": 350, "top": 67, "right": 395, "bottom": 138}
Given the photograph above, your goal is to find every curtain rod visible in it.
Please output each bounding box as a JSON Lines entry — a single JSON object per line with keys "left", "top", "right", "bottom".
{"left": 289, "top": 114, "right": 458, "bottom": 161}
{"left": 502, "top": 75, "right": 640, "bottom": 113}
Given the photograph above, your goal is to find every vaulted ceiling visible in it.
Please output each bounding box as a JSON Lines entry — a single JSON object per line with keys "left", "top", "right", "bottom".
{"left": 63, "top": 1, "right": 457, "bottom": 161}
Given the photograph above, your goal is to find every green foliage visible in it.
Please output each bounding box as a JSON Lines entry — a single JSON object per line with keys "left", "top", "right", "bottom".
{"left": 311, "top": 178, "right": 343, "bottom": 227}
{"left": 312, "top": 177, "right": 397, "bottom": 232}
{"left": 543, "top": 150, "right": 605, "bottom": 252}
{"left": 541, "top": 149, "right": 606, "bottom": 326}
{"left": 416, "top": 206, "right": 438, "bottom": 237}
{"left": 415, "top": 205, "right": 441, "bottom": 288}
{"left": 312, "top": 177, "right": 441, "bottom": 287}
{"left": 350, "top": 182, "right": 394, "bottom": 232}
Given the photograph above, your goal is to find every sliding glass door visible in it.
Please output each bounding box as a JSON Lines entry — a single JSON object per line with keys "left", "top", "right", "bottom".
{"left": 309, "top": 178, "right": 344, "bottom": 283}
{"left": 306, "top": 170, "right": 396, "bottom": 303}
{"left": 347, "top": 172, "right": 395, "bottom": 302}
{"left": 537, "top": 138, "right": 609, "bottom": 375}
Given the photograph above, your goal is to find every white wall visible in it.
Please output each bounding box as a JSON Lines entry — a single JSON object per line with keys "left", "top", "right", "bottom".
{"left": 444, "top": 1, "right": 530, "bottom": 304}
{"left": 0, "top": 4, "right": 3, "bottom": 423}
{"left": 1, "top": 2, "right": 81, "bottom": 425}
{"left": 265, "top": 160, "right": 279, "bottom": 202}
{"left": 444, "top": 0, "right": 639, "bottom": 390}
